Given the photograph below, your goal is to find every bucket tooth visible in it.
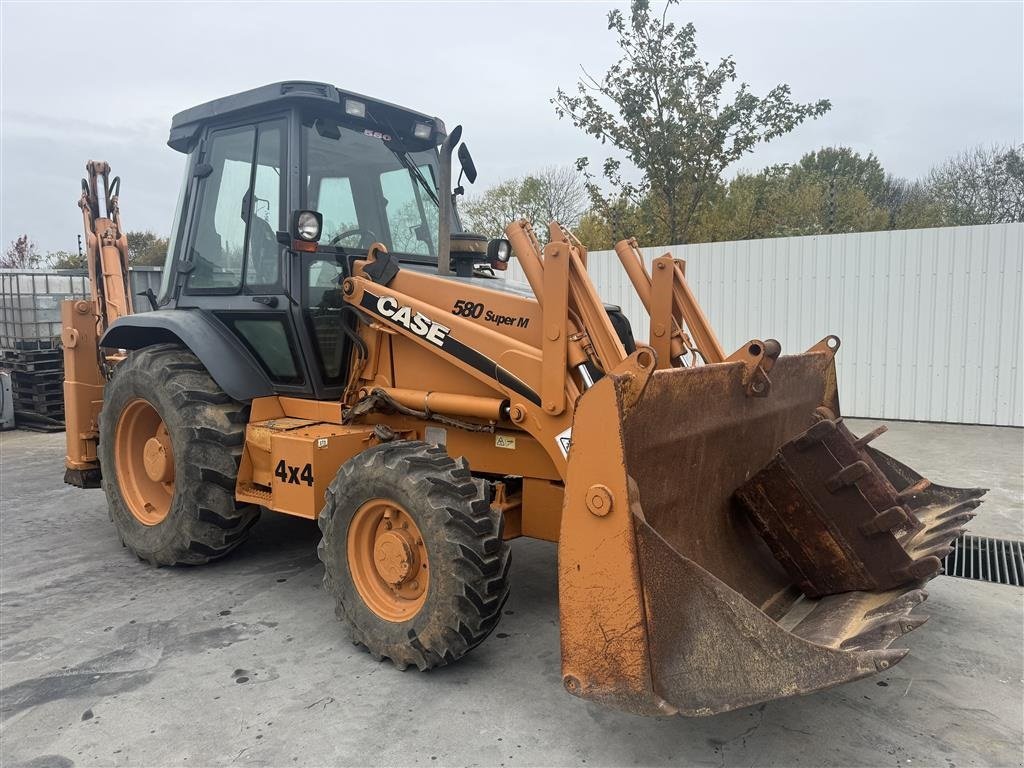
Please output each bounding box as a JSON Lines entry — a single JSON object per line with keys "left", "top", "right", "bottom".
{"left": 841, "top": 615, "right": 929, "bottom": 651}
{"left": 937, "top": 498, "right": 983, "bottom": 521}
{"left": 911, "top": 516, "right": 973, "bottom": 550}
{"left": 853, "top": 424, "right": 888, "bottom": 448}
{"left": 867, "top": 648, "right": 909, "bottom": 672}
{"left": 859, "top": 506, "right": 911, "bottom": 536}
{"left": 826, "top": 461, "right": 872, "bottom": 492}
{"left": 896, "top": 478, "right": 933, "bottom": 504}
{"left": 794, "top": 418, "right": 837, "bottom": 449}
{"left": 891, "top": 555, "right": 943, "bottom": 583}
{"left": 864, "top": 588, "right": 929, "bottom": 619}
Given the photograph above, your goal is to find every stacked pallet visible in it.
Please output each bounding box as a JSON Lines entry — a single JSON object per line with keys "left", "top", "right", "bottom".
{"left": 2, "top": 347, "right": 66, "bottom": 426}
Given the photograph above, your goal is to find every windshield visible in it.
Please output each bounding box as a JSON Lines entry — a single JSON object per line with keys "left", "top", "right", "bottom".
{"left": 303, "top": 121, "right": 441, "bottom": 260}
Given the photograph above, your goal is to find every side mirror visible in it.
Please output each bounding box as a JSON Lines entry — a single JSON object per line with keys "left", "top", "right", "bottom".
{"left": 457, "top": 143, "right": 477, "bottom": 184}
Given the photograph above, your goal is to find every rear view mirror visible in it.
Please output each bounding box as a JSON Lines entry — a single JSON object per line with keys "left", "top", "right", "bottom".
{"left": 314, "top": 118, "right": 341, "bottom": 140}
{"left": 457, "top": 143, "right": 477, "bottom": 185}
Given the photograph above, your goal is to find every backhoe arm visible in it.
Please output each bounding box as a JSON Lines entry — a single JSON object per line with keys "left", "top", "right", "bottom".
{"left": 78, "top": 160, "right": 133, "bottom": 329}
{"left": 63, "top": 161, "right": 134, "bottom": 488}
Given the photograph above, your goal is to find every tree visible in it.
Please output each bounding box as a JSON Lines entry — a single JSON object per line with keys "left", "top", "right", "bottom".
{"left": 795, "top": 147, "right": 887, "bottom": 206}
{"left": 926, "top": 145, "right": 1024, "bottom": 225}
{"left": 461, "top": 166, "right": 588, "bottom": 240}
{"left": 553, "top": 0, "right": 831, "bottom": 245}
{"left": 1, "top": 235, "right": 41, "bottom": 268}
{"left": 879, "top": 176, "right": 942, "bottom": 230}
{"left": 48, "top": 250, "right": 87, "bottom": 270}
{"left": 126, "top": 230, "right": 170, "bottom": 266}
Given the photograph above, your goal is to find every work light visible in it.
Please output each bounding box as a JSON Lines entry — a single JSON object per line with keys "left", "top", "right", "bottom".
{"left": 344, "top": 99, "right": 366, "bottom": 118}
{"left": 294, "top": 210, "right": 323, "bottom": 241}
{"left": 488, "top": 238, "right": 512, "bottom": 263}
{"left": 413, "top": 122, "right": 433, "bottom": 140}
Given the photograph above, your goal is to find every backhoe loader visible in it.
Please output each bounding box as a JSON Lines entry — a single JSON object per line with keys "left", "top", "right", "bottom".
{"left": 62, "top": 81, "right": 984, "bottom": 717}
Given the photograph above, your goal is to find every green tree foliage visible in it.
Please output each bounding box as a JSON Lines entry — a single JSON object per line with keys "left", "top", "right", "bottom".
{"left": 1, "top": 235, "right": 42, "bottom": 268}
{"left": 553, "top": 0, "right": 831, "bottom": 245}
{"left": 795, "top": 147, "right": 887, "bottom": 205}
{"left": 126, "top": 230, "right": 169, "bottom": 266}
{"left": 48, "top": 250, "right": 87, "bottom": 269}
{"left": 461, "top": 166, "right": 588, "bottom": 240}
{"left": 477, "top": 142, "right": 1022, "bottom": 251}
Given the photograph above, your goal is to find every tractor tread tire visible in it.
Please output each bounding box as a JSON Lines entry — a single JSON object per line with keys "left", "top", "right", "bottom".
{"left": 317, "top": 441, "right": 510, "bottom": 671}
{"left": 99, "top": 343, "right": 258, "bottom": 566}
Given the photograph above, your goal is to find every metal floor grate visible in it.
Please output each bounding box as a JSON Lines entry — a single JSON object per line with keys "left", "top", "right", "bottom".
{"left": 943, "top": 535, "right": 1023, "bottom": 587}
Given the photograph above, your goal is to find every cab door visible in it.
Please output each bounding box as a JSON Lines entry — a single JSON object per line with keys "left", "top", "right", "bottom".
{"left": 177, "top": 117, "right": 313, "bottom": 395}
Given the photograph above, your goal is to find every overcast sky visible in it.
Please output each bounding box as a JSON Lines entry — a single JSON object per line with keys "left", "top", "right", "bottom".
{"left": 2, "top": 1, "right": 1021, "bottom": 255}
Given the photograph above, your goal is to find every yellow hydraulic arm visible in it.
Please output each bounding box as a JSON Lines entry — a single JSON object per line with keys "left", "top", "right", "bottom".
{"left": 78, "top": 160, "right": 134, "bottom": 328}
{"left": 63, "top": 161, "right": 133, "bottom": 487}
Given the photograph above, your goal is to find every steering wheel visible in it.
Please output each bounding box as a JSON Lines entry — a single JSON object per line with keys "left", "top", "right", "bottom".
{"left": 329, "top": 227, "right": 378, "bottom": 247}
{"left": 248, "top": 216, "right": 279, "bottom": 284}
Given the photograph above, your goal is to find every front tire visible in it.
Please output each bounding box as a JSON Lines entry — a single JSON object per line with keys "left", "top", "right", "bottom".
{"left": 318, "top": 441, "right": 510, "bottom": 670}
{"left": 99, "top": 344, "right": 259, "bottom": 565}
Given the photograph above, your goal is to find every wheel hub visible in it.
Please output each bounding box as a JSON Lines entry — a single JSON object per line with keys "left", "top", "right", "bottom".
{"left": 115, "top": 399, "right": 175, "bottom": 526}
{"left": 374, "top": 529, "right": 416, "bottom": 585}
{"left": 348, "top": 500, "right": 429, "bottom": 622}
{"left": 142, "top": 432, "right": 174, "bottom": 483}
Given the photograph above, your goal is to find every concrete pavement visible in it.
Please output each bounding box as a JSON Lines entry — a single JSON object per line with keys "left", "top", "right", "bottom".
{"left": 1, "top": 420, "right": 1021, "bottom": 767}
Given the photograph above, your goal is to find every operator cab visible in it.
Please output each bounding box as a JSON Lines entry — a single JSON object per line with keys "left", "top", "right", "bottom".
{"left": 157, "top": 81, "right": 503, "bottom": 400}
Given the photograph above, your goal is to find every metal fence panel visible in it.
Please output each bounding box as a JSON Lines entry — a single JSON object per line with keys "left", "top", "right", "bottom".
{"left": 507, "top": 223, "right": 1023, "bottom": 426}
{"left": 128, "top": 267, "right": 162, "bottom": 307}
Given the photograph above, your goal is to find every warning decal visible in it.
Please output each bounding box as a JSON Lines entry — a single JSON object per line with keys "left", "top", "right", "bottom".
{"left": 555, "top": 426, "right": 573, "bottom": 459}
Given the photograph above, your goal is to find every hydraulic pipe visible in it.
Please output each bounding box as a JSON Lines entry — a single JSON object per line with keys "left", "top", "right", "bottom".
{"left": 362, "top": 386, "right": 510, "bottom": 422}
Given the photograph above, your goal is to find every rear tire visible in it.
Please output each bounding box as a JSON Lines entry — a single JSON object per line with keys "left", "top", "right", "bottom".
{"left": 99, "top": 343, "right": 259, "bottom": 566}
{"left": 318, "top": 441, "right": 510, "bottom": 670}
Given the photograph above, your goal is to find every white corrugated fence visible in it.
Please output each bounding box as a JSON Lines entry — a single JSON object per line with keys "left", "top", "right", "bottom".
{"left": 508, "top": 224, "right": 1023, "bottom": 427}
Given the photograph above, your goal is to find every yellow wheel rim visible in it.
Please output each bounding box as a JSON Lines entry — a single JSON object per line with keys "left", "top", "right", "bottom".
{"left": 347, "top": 499, "right": 429, "bottom": 622}
{"left": 115, "top": 398, "right": 175, "bottom": 526}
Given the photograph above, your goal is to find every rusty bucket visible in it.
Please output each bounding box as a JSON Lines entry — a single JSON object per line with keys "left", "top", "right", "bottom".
{"left": 558, "top": 346, "right": 983, "bottom": 716}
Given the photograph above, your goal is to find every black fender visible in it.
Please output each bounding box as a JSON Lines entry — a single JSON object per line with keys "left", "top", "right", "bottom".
{"left": 101, "top": 309, "right": 273, "bottom": 402}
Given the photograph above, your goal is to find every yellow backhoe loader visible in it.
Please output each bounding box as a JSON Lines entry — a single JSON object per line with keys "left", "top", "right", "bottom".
{"left": 62, "top": 81, "right": 983, "bottom": 716}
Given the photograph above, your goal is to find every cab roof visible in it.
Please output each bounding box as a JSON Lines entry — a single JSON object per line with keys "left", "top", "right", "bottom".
{"left": 167, "top": 81, "right": 446, "bottom": 153}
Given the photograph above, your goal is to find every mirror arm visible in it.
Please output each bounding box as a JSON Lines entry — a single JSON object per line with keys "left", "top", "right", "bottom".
{"left": 438, "top": 129, "right": 459, "bottom": 276}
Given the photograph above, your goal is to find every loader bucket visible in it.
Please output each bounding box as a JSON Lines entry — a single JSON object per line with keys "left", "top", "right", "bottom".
{"left": 558, "top": 345, "right": 983, "bottom": 717}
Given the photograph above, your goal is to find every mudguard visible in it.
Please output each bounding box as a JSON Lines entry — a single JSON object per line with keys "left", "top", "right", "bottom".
{"left": 102, "top": 309, "right": 273, "bottom": 402}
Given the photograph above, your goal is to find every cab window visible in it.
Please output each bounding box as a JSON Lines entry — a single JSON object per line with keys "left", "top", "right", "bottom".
{"left": 187, "top": 120, "right": 284, "bottom": 293}
{"left": 380, "top": 166, "right": 437, "bottom": 257}
{"left": 245, "top": 123, "right": 284, "bottom": 287}
{"left": 187, "top": 126, "right": 255, "bottom": 291}
{"left": 316, "top": 177, "right": 360, "bottom": 246}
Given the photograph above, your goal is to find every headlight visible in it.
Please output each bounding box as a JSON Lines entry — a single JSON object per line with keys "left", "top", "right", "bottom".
{"left": 413, "top": 122, "right": 433, "bottom": 140}
{"left": 294, "top": 210, "right": 322, "bottom": 242}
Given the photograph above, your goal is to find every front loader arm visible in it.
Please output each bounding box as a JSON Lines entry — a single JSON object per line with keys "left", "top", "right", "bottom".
{"left": 341, "top": 224, "right": 645, "bottom": 475}
{"left": 341, "top": 264, "right": 573, "bottom": 474}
